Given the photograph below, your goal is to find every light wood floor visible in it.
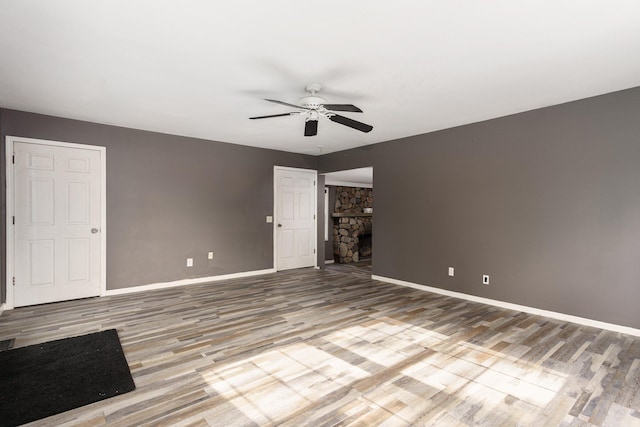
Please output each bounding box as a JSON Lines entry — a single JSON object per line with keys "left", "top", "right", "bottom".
{"left": 1, "top": 265, "right": 640, "bottom": 426}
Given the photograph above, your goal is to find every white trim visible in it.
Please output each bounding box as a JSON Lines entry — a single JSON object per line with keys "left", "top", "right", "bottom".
{"left": 0, "top": 303, "right": 5, "bottom": 315}
{"left": 5, "top": 136, "right": 107, "bottom": 310}
{"left": 272, "top": 166, "right": 278, "bottom": 271}
{"left": 273, "top": 166, "right": 318, "bottom": 271}
{"left": 324, "top": 260, "right": 335, "bottom": 264}
{"left": 105, "top": 268, "right": 276, "bottom": 296}
{"left": 99, "top": 145, "right": 107, "bottom": 297}
{"left": 324, "top": 180, "right": 373, "bottom": 188}
{"left": 5, "top": 138, "right": 14, "bottom": 310}
{"left": 372, "top": 275, "right": 640, "bottom": 337}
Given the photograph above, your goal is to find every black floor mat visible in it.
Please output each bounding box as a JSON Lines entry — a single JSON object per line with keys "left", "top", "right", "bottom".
{"left": 0, "top": 329, "right": 135, "bottom": 426}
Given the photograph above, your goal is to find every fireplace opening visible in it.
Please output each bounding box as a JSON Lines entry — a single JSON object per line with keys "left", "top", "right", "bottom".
{"left": 358, "top": 233, "right": 372, "bottom": 259}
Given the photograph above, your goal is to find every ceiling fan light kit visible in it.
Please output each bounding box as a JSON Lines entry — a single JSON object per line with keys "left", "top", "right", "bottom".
{"left": 250, "top": 84, "right": 373, "bottom": 137}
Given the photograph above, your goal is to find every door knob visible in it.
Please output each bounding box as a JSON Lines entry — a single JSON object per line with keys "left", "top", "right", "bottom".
{"left": 277, "top": 223, "right": 282, "bottom": 227}
{"left": 91, "top": 228, "right": 100, "bottom": 234}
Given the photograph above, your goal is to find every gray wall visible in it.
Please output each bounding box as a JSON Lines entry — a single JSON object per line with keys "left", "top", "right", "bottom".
{"left": 319, "top": 86, "right": 640, "bottom": 329}
{"left": 1, "top": 109, "right": 317, "bottom": 296}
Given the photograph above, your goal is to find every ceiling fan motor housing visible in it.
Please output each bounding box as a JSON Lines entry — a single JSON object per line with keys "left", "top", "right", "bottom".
{"left": 299, "top": 96, "right": 326, "bottom": 110}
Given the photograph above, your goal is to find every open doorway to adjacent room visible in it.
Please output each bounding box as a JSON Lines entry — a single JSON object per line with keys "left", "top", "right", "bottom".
{"left": 321, "top": 167, "right": 373, "bottom": 276}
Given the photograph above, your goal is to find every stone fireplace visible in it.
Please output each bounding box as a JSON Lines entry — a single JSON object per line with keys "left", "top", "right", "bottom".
{"left": 331, "top": 186, "right": 373, "bottom": 263}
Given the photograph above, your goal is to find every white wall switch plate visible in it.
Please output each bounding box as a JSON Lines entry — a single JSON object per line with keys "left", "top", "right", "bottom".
{"left": 208, "top": 252, "right": 214, "bottom": 260}
{"left": 483, "top": 274, "right": 490, "bottom": 285}
{"left": 448, "top": 267, "right": 455, "bottom": 276}
{"left": 187, "top": 258, "right": 193, "bottom": 267}
{"left": 266, "top": 215, "right": 273, "bottom": 223}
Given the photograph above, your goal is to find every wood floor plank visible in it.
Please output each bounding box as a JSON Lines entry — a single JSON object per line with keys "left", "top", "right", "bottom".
{"left": 1, "top": 260, "right": 639, "bottom": 426}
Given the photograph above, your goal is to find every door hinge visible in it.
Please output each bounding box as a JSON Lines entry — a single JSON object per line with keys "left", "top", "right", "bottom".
{"left": 12, "top": 155, "right": 15, "bottom": 164}
{"left": 12, "top": 277, "right": 15, "bottom": 286}
{"left": 12, "top": 216, "right": 15, "bottom": 225}
{"left": 314, "top": 214, "right": 316, "bottom": 220}
{"left": 314, "top": 249, "right": 316, "bottom": 254}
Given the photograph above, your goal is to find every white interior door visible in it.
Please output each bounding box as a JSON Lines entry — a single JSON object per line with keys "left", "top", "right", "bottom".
{"left": 275, "top": 167, "right": 316, "bottom": 270}
{"left": 13, "top": 141, "right": 103, "bottom": 306}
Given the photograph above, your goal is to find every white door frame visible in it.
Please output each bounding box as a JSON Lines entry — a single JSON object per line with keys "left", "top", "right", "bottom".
{"left": 273, "top": 166, "right": 318, "bottom": 271}
{"left": 5, "top": 136, "right": 107, "bottom": 309}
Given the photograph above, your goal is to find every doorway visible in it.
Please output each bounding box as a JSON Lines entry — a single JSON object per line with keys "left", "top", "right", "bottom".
{"left": 322, "top": 167, "right": 373, "bottom": 272}
{"left": 5, "top": 136, "right": 106, "bottom": 308}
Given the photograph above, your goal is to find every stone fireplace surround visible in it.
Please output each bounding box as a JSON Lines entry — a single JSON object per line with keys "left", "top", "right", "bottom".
{"left": 331, "top": 186, "right": 373, "bottom": 263}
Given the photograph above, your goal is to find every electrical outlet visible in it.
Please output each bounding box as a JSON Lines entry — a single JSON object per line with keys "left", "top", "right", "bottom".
{"left": 187, "top": 258, "right": 193, "bottom": 267}
{"left": 448, "top": 267, "right": 455, "bottom": 277}
{"left": 208, "top": 251, "right": 214, "bottom": 260}
{"left": 482, "top": 275, "right": 490, "bottom": 285}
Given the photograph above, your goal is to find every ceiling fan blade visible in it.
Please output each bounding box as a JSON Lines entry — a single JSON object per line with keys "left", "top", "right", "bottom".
{"left": 322, "top": 104, "right": 363, "bottom": 113}
{"left": 304, "top": 120, "right": 318, "bottom": 137}
{"left": 265, "top": 98, "right": 305, "bottom": 110}
{"left": 328, "top": 114, "right": 373, "bottom": 133}
{"left": 249, "top": 112, "right": 298, "bottom": 119}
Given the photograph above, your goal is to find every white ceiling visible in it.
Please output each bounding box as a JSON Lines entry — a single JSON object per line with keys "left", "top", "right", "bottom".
{"left": 1, "top": 1, "right": 640, "bottom": 155}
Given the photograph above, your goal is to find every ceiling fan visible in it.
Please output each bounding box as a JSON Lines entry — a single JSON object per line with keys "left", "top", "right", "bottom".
{"left": 249, "top": 83, "right": 373, "bottom": 137}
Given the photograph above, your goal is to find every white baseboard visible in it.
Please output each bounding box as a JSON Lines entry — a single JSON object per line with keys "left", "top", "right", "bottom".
{"left": 105, "top": 268, "right": 276, "bottom": 296}
{"left": 324, "top": 260, "right": 335, "bottom": 264}
{"left": 0, "top": 303, "right": 5, "bottom": 315}
{"left": 371, "top": 275, "right": 640, "bottom": 337}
